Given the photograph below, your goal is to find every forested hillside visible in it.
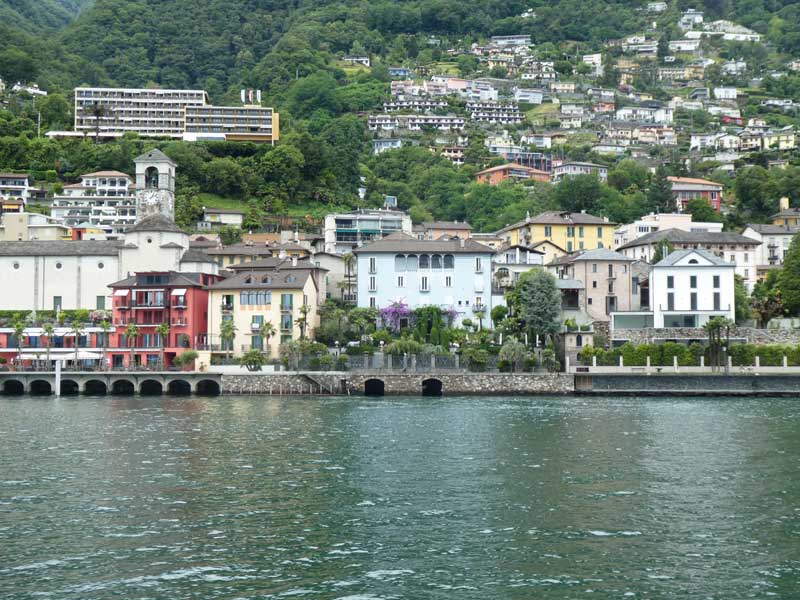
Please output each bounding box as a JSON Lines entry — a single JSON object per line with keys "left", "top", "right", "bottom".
{"left": 0, "top": 0, "right": 91, "bottom": 33}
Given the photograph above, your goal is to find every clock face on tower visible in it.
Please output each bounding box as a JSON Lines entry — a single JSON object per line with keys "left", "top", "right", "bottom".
{"left": 136, "top": 188, "right": 174, "bottom": 219}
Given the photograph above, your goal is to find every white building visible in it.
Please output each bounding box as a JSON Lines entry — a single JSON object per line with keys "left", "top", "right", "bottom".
{"left": 513, "top": 88, "right": 544, "bottom": 104}
{"left": 616, "top": 228, "right": 760, "bottom": 291}
{"left": 741, "top": 223, "right": 799, "bottom": 275}
{"left": 612, "top": 248, "right": 735, "bottom": 330}
{"left": 50, "top": 171, "right": 136, "bottom": 235}
{"left": 198, "top": 208, "right": 245, "bottom": 230}
{"left": 353, "top": 232, "right": 495, "bottom": 328}
{"left": 722, "top": 60, "right": 747, "bottom": 76}
{"left": 714, "top": 87, "right": 738, "bottom": 101}
{"left": 552, "top": 162, "right": 608, "bottom": 183}
{"left": 371, "top": 138, "right": 403, "bottom": 155}
{"left": 323, "top": 208, "right": 413, "bottom": 255}
{"left": 669, "top": 39, "right": 701, "bottom": 53}
{"left": 613, "top": 213, "right": 723, "bottom": 249}
{"left": 679, "top": 9, "right": 704, "bottom": 30}
{"left": 615, "top": 105, "right": 673, "bottom": 124}
{"left": 0, "top": 173, "right": 34, "bottom": 204}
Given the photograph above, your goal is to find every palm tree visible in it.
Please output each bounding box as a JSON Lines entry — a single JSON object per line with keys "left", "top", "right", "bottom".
{"left": 220, "top": 319, "right": 237, "bottom": 361}
{"left": 71, "top": 317, "right": 84, "bottom": 368}
{"left": 155, "top": 322, "right": 171, "bottom": 370}
{"left": 259, "top": 320, "right": 277, "bottom": 359}
{"left": 12, "top": 319, "right": 25, "bottom": 369}
{"left": 297, "top": 304, "right": 311, "bottom": 340}
{"left": 124, "top": 322, "right": 140, "bottom": 370}
{"left": 89, "top": 101, "right": 109, "bottom": 143}
{"left": 342, "top": 253, "right": 356, "bottom": 304}
{"left": 99, "top": 319, "right": 111, "bottom": 370}
{"left": 43, "top": 322, "right": 54, "bottom": 369}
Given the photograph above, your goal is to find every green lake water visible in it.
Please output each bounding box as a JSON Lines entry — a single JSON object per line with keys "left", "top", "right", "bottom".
{"left": 0, "top": 395, "right": 798, "bottom": 599}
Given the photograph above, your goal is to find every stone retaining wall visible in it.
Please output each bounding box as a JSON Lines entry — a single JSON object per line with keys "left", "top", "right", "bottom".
{"left": 582, "top": 373, "right": 800, "bottom": 396}
{"left": 614, "top": 327, "right": 800, "bottom": 346}
{"left": 221, "top": 372, "right": 575, "bottom": 396}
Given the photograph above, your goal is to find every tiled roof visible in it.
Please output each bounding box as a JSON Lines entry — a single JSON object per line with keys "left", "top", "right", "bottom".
{"left": 351, "top": 232, "right": 493, "bottom": 254}
{"left": 655, "top": 248, "right": 732, "bottom": 267}
{"left": 744, "top": 223, "right": 800, "bottom": 235}
{"left": 617, "top": 228, "right": 760, "bottom": 249}
{"left": 109, "top": 271, "right": 204, "bottom": 288}
{"left": 82, "top": 171, "right": 132, "bottom": 178}
{"left": 498, "top": 211, "right": 613, "bottom": 233}
{"left": 0, "top": 240, "right": 121, "bottom": 256}
{"left": 208, "top": 269, "right": 313, "bottom": 290}
{"left": 127, "top": 214, "right": 185, "bottom": 234}
{"left": 423, "top": 221, "right": 473, "bottom": 230}
{"left": 180, "top": 249, "right": 216, "bottom": 263}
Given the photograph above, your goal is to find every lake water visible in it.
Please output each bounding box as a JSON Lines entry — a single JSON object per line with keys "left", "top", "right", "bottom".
{"left": 1, "top": 395, "right": 799, "bottom": 599}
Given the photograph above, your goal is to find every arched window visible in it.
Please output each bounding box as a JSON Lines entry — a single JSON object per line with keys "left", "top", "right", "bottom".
{"left": 407, "top": 254, "right": 418, "bottom": 271}
{"left": 145, "top": 166, "right": 159, "bottom": 189}
{"left": 395, "top": 254, "right": 406, "bottom": 271}
{"left": 443, "top": 254, "right": 454, "bottom": 269}
{"left": 261, "top": 275, "right": 272, "bottom": 284}
{"left": 244, "top": 275, "right": 254, "bottom": 284}
{"left": 240, "top": 291, "right": 248, "bottom": 305}
{"left": 256, "top": 291, "right": 266, "bottom": 305}
{"left": 432, "top": 254, "right": 442, "bottom": 269}
{"left": 419, "top": 254, "right": 430, "bottom": 269}
{"left": 576, "top": 334, "right": 583, "bottom": 347}
{"left": 248, "top": 291, "right": 257, "bottom": 305}
{"left": 688, "top": 259, "right": 698, "bottom": 264}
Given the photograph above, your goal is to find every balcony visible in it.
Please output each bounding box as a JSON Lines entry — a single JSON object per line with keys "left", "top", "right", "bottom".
{"left": 280, "top": 304, "right": 293, "bottom": 313}
{"left": 250, "top": 322, "right": 262, "bottom": 331}
{"left": 221, "top": 303, "right": 233, "bottom": 312}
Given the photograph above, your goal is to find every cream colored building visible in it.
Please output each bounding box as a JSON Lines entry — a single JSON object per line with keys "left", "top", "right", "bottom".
{"left": 0, "top": 212, "right": 71, "bottom": 241}
{"left": 206, "top": 268, "right": 321, "bottom": 358}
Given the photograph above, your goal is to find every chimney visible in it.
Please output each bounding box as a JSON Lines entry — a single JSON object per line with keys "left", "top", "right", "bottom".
{"left": 780, "top": 196, "right": 790, "bottom": 212}
{"left": 291, "top": 255, "right": 298, "bottom": 267}
{"left": 460, "top": 238, "right": 466, "bottom": 248}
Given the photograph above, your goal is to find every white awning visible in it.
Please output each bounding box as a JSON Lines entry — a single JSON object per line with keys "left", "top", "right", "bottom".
{"left": 170, "top": 288, "right": 187, "bottom": 296}
{"left": 114, "top": 289, "right": 130, "bottom": 296}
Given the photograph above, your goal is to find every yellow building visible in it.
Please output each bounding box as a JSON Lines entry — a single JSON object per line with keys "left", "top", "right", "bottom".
{"left": 771, "top": 197, "right": 800, "bottom": 226}
{"left": 497, "top": 211, "right": 616, "bottom": 253}
{"left": 206, "top": 267, "right": 320, "bottom": 358}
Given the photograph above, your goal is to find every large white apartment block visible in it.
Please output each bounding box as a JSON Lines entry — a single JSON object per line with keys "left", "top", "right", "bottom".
{"left": 552, "top": 162, "right": 608, "bottom": 182}
{"left": 367, "top": 114, "right": 465, "bottom": 131}
{"left": 0, "top": 173, "right": 34, "bottom": 203}
{"left": 72, "top": 87, "right": 279, "bottom": 142}
{"left": 324, "top": 209, "right": 413, "bottom": 254}
{"left": 741, "top": 223, "right": 799, "bottom": 275}
{"left": 51, "top": 171, "right": 137, "bottom": 235}
{"left": 353, "top": 233, "right": 495, "bottom": 328}
{"left": 615, "top": 105, "right": 673, "bottom": 124}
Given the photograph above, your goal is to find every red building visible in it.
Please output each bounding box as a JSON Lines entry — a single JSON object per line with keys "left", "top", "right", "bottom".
{"left": 0, "top": 325, "right": 109, "bottom": 368}
{"left": 109, "top": 271, "right": 220, "bottom": 368}
{"left": 475, "top": 162, "right": 551, "bottom": 185}
{"left": 668, "top": 176, "right": 723, "bottom": 212}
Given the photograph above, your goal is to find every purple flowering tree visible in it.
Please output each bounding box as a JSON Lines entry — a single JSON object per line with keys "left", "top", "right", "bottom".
{"left": 379, "top": 302, "right": 412, "bottom": 333}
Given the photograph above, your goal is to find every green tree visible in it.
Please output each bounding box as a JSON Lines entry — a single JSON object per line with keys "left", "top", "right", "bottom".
{"left": 12, "top": 319, "right": 25, "bottom": 367}
{"left": 704, "top": 316, "right": 733, "bottom": 371}
{"left": 218, "top": 225, "right": 242, "bottom": 245}
{"left": 777, "top": 235, "right": 800, "bottom": 316}
{"left": 650, "top": 240, "right": 675, "bottom": 264}
{"left": 99, "top": 319, "right": 111, "bottom": 370}
{"left": 155, "top": 322, "right": 170, "bottom": 370}
{"left": 498, "top": 338, "right": 528, "bottom": 372}
{"left": 647, "top": 166, "right": 675, "bottom": 213}
{"left": 733, "top": 275, "right": 751, "bottom": 324}
{"left": 516, "top": 270, "right": 561, "bottom": 344}
{"left": 220, "top": 319, "right": 237, "bottom": 360}
{"left": 43, "top": 322, "right": 54, "bottom": 368}
{"left": 0, "top": 48, "right": 37, "bottom": 83}
{"left": 491, "top": 305, "right": 508, "bottom": 329}
{"left": 239, "top": 349, "right": 265, "bottom": 371}
{"left": 124, "top": 322, "right": 139, "bottom": 370}
{"left": 259, "top": 320, "right": 277, "bottom": 358}
{"left": 686, "top": 197, "right": 723, "bottom": 223}
{"left": 552, "top": 174, "right": 603, "bottom": 213}
{"left": 734, "top": 166, "right": 773, "bottom": 220}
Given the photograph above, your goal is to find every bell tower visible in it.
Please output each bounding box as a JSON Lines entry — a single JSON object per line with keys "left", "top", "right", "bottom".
{"left": 134, "top": 149, "right": 176, "bottom": 221}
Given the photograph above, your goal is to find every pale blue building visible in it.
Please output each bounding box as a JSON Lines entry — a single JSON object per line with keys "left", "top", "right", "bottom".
{"left": 353, "top": 232, "right": 496, "bottom": 328}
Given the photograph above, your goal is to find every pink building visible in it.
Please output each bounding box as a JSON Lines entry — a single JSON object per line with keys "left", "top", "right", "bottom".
{"left": 109, "top": 271, "right": 220, "bottom": 369}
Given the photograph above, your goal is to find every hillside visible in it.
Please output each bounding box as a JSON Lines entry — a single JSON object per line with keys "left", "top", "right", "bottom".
{"left": 0, "top": 0, "right": 91, "bottom": 33}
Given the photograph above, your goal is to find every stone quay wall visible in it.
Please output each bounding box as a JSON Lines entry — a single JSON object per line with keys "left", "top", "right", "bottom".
{"left": 221, "top": 372, "right": 575, "bottom": 396}
{"left": 613, "top": 327, "right": 800, "bottom": 346}
{"left": 580, "top": 373, "right": 800, "bottom": 396}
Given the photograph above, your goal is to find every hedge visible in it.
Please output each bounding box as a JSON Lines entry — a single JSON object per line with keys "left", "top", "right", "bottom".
{"left": 580, "top": 342, "right": 800, "bottom": 367}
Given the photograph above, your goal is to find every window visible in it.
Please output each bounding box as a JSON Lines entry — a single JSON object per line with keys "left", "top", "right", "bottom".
{"left": 281, "top": 294, "right": 293, "bottom": 310}
{"left": 55, "top": 262, "right": 63, "bottom": 270}
{"left": 53, "top": 296, "right": 62, "bottom": 311}
{"left": 397, "top": 275, "right": 405, "bottom": 287}
{"left": 691, "top": 292, "right": 697, "bottom": 310}
{"left": 579, "top": 241, "right": 584, "bottom": 250}
{"left": 432, "top": 255, "right": 442, "bottom": 269}
{"left": 419, "top": 255, "right": 430, "bottom": 269}
{"left": 579, "top": 226, "right": 584, "bottom": 238}
{"left": 96, "top": 296, "right": 105, "bottom": 310}
{"left": 544, "top": 226, "right": 552, "bottom": 237}
{"left": 395, "top": 255, "right": 406, "bottom": 271}
{"left": 251, "top": 335, "right": 263, "bottom": 351}
{"left": 744, "top": 269, "right": 749, "bottom": 278}
{"left": 713, "top": 292, "right": 720, "bottom": 310}
{"left": 592, "top": 281, "right": 597, "bottom": 289}
{"left": 567, "top": 241, "right": 573, "bottom": 252}
{"left": 12, "top": 262, "right": 19, "bottom": 270}
{"left": 475, "top": 257, "right": 483, "bottom": 273}
{"left": 690, "top": 276, "right": 697, "bottom": 288}
{"left": 407, "top": 254, "right": 418, "bottom": 271}
{"left": 369, "top": 297, "right": 376, "bottom": 308}
{"left": 744, "top": 253, "right": 749, "bottom": 262}
{"left": 98, "top": 262, "right": 104, "bottom": 270}
{"left": 475, "top": 296, "right": 483, "bottom": 307}
{"left": 369, "top": 276, "right": 377, "bottom": 292}
{"left": 608, "top": 281, "right": 614, "bottom": 293}
{"left": 667, "top": 276, "right": 674, "bottom": 288}
{"left": 280, "top": 313, "right": 293, "bottom": 331}
{"left": 667, "top": 293, "right": 674, "bottom": 311}
{"left": 713, "top": 275, "right": 720, "bottom": 288}
{"left": 369, "top": 257, "right": 377, "bottom": 273}
{"left": 420, "top": 276, "right": 430, "bottom": 291}
{"left": 592, "top": 264, "right": 597, "bottom": 273}
{"left": 567, "top": 226, "right": 575, "bottom": 238}
{"left": 597, "top": 227, "right": 602, "bottom": 238}
{"left": 608, "top": 265, "right": 614, "bottom": 277}
{"left": 443, "top": 254, "right": 454, "bottom": 269}
{"left": 445, "top": 276, "right": 452, "bottom": 287}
